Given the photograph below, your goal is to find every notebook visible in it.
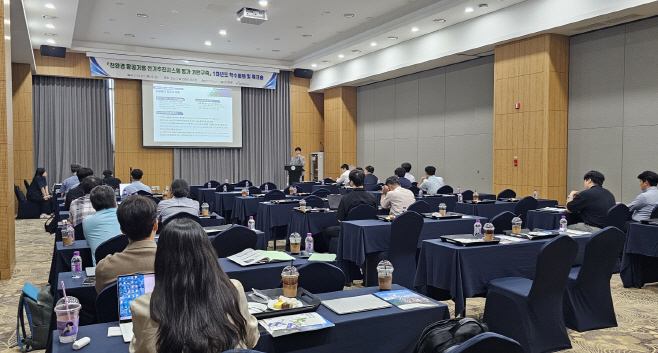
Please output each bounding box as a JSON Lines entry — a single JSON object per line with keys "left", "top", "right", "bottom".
{"left": 117, "top": 273, "right": 155, "bottom": 343}
{"left": 321, "top": 294, "right": 391, "bottom": 315}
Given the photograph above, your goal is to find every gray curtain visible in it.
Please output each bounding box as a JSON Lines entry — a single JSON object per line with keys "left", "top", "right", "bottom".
{"left": 33, "top": 75, "right": 113, "bottom": 184}
{"left": 174, "top": 71, "right": 291, "bottom": 188}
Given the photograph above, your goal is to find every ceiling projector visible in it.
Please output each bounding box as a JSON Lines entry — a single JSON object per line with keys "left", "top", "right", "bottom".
{"left": 237, "top": 7, "right": 268, "bottom": 25}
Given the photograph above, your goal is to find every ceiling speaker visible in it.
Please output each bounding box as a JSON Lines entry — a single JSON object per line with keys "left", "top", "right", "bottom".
{"left": 40, "top": 45, "right": 66, "bottom": 58}
{"left": 293, "top": 68, "right": 313, "bottom": 79}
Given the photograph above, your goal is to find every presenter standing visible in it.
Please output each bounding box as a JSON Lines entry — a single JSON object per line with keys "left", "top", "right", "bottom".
{"left": 290, "top": 147, "right": 306, "bottom": 180}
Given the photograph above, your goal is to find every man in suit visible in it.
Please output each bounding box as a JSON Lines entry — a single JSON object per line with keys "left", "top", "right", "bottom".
{"left": 64, "top": 167, "right": 93, "bottom": 211}
{"left": 364, "top": 165, "right": 379, "bottom": 191}
{"left": 102, "top": 169, "right": 122, "bottom": 190}
{"left": 95, "top": 195, "right": 158, "bottom": 292}
{"left": 395, "top": 167, "right": 412, "bottom": 189}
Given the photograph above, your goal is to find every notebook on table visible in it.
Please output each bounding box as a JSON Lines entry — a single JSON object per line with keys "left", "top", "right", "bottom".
{"left": 117, "top": 273, "right": 155, "bottom": 343}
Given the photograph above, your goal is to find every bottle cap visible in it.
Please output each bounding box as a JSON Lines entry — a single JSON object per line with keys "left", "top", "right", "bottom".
{"left": 249, "top": 216, "right": 254, "bottom": 219}
{"left": 73, "top": 251, "right": 80, "bottom": 256}
{"left": 561, "top": 215, "right": 566, "bottom": 218}
{"left": 307, "top": 233, "right": 312, "bottom": 237}
{"left": 475, "top": 219, "right": 481, "bottom": 223}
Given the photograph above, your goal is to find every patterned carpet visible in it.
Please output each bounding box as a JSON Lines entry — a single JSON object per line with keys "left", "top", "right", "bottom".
{"left": 2, "top": 219, "right": 658, "bottom": 352}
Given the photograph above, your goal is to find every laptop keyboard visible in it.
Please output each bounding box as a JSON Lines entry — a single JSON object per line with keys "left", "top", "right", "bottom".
{"left": 120, "top": 322, "right": 133, "bottom": 343}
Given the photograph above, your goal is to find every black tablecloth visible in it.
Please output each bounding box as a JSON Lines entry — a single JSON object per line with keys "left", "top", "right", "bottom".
{"left": 233, "top": 195, "right": 302, "bottom": 223}
{"left": 292, "top": 182, "right": 320, "bottom": 194}
{"left": 288, "top": 210, "right": 340, "bottom": 237}
{"left": 188, "top": 185, "right": 203, "bottom": 200}
{"left": 414, "top": 233, "right": 592, "bottom": 315}
{"left": 212, "top": 191, "right": 243, "bottom": 215}
{"left": 256, "top": 201, "right": 329, "bottom": 240}
{"left": 620, "top": 223, "right": 658, "bottom": 288}
{"left": 526, "top": 210, "right": 581, "bottom": 230}
{"left": 415, "top": 195, "right": 458, "bottom": 212}
{"left": 454, "top": 199, "right": 558, "bottom": 220}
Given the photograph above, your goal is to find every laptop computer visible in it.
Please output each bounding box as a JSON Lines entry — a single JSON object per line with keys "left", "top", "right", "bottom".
{"left": 119, "top": 183, "right": 130, "bottom": 196}
{"left": 118, "top": 273, "right": 155, "bottom": 343}
{"left": 328, "top": 194, "right": 344, "bottom": 210}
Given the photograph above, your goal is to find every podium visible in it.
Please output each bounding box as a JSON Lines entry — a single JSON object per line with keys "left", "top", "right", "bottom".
{"left": 284, "top": 165, "right": 304, "bottom": 186}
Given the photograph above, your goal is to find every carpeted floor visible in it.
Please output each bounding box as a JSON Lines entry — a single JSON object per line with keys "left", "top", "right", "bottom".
{"left": 2, "top": 219, "right": 658, "bottom": 352}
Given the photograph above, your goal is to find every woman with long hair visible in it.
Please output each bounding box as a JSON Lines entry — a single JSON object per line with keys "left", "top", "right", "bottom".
{"left": 129, "top": 218, "right": 259, "bottom": 353}
{"left": 26, "top": 167, "right": 52, "bottom": 217}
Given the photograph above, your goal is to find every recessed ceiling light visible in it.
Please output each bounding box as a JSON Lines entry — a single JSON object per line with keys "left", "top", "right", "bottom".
{"left": 219, "top": 29, "right": 227, "bottom": 35}
{"left": 370, "top": 42, "right": 377, "bottom": 46}
{"left": 343, "top": 13, "right": 355, "bottom": 18}
{"left": 351, "top": 49, "right": 361, "bottom": 53}
{"left": 433, "top": 19, "right": 447, "bottom": 23}
{"left": 136, "top": 14, "right": 148, "bottom": 18}
{"left": 44, "top": 3, "right": 55, "bottom": 9}
{"left": 183, "top": 60, "right": 190, "bottom": 63}
{"left": 46, "top": 38, "right": 55, "bottom": 44}
{"left": 159, "top": 24, "right": 165, "bottom": 27}
{"left": 259, "top": 0, "right": 268, "bottom": 6}
{"left": 171, "top": 10, "right": 179, "bottom": 13}
{"left": 46, "top": 23, "right": 55, "bottom": 29}
{"left": 478, "top": 3, "right": 488, "bottom": 8}
{"left": 411, "top": 27, "right": 419, "bottom": 32}
{"left": 387, "top": 36, "right": 398, "bottom": 40}
{"left": 338, "top": 54, "right": 344, "bottom": 58}
{"left": 204, "top": 40, "right": 211, "bottom": 45}
{"left": 465, "top": 7, "right": 474, "bottom": 13}
{"left": 322, "top": 60, "right": 330, "bottom": 63}
{"left": 302, "top": 34, "right": 312, "bottom": 37}
{"left": 44, "top": 33, "right": 57, "bottom": 36}
{"left": 42, "top": 15, "right": 57, "bottom": 19}
{"left": 125, "top": 34, "right": 135, "bottom": 37}
{"left": 311, "top": 64, "right": 317, "bottom": 67}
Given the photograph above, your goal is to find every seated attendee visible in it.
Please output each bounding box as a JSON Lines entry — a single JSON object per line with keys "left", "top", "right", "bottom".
{"left": 418, "top": 166, "right": 445, "bottom": 195}
{"left": 59, "top": 163, "right": 81, "bottom": 196}
{"left": 401, "top": 162, "right": 415, "bottom": 183}
{"left": 364, "top": 165, "right": 379, "bottom": 191}
{"left": 27, "top": 168, "right": 53, "bottom": 218}
{"left": 566, "top": 170, "right": 616, "bottom": 232}
{"left": 130, "top": 218, "right": 259, "bottom": 353}
{"left": 124, "top": 169, "right": 151, "bottom": 195}
{"left": 69, "top": 176, "right": 103, "bottom": 226}
{"left": 101, "top": 169, "right": 122, "bottom": 190}
{"left": 395, "top": 167, "right": 412, "bottom": 189}
{"left": 83, "top": 185, "right": 122, "bottom": 265}
{"left": 64, "top": 167, "right": 93, "bottom": 211}
{"left": 323, "top": 169, "right": 378, "bottom": 252}
{"left": 335, "top": 164, "right": 351, "bottom": 186}
{"left": 95, "top": 195, "right": 158, "bottom": 293}
{"left": 381, "top": 176, "right": 416, "bottom": 216}
{"left": 627, "top": 171, "right": 658, "bottom": 221}
{"left": 157, "top": 179, "right": 200, "bottom": 223}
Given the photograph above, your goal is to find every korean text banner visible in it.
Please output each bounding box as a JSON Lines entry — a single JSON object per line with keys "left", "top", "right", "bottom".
{"left": 89, "top": 57, "right": 277, "bottom": 89}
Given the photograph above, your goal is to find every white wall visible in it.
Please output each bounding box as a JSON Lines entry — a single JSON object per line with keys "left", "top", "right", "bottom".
{"left": 357, "top": 56, "right": 494, "bottom": 193}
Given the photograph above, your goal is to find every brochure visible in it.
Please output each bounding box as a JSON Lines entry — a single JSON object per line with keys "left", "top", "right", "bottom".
{"left": 258, "top": 312, "right": 334, "bottom": 337}
{"left": 227, "top": 249, "right": 294, "bottom": 266}
{"left": 373, "top": 290, "right": 440, "bottom": 310}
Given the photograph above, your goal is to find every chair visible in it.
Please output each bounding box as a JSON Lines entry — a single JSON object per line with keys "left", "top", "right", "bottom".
{"left": 235, "top": 180, "right": 252, "bottom": 187}
{"left": 462, "top": 190, "right": 474, "bottom": 201}
{"left": 264, "top": 189, "right": 285, "bottom": 201}
{"left": 96, "top": 282, "right": 118, "bottom": 323}
{"left": 483, "top": 235, "right": 578, "bottom": 353}
{"left": 346, "top": 204, "right": 378, "bottom": 221}
{"left": 323, "top": 177, "right": 334, "bottom": 184}
{"left": 563, "top": 227, "right": 625, "bottom": 332}
{"left": 23, "top": 179, "right": 30, "bottom": 190}
{"left": 490, "top": 211, "right": 515, "bottom": 234}
{"left": 302, "top": 195, "right": 324, "bottom": 208}
{"left": 408, "top": 185, "right": 420, "bottom": 195}
{"left": 311, "top": 188, "right": 332, "bottom": 198}
{"left": 514, "top": 196, "right": 538, "bottom": 228}
{"left": 14, "top": 185, "right": 40, "bottom": 219}
{"left": 497, "top": 189, "right": 517, "bottom": 199}
{"left": 248, "top": 186, "right": 262, "bottom": 195}
{"left": 408, "top": 200, "right": 431, "bottom": 214}
{"left": 379, "top": 211, "right": 424, "bottom": 289}
{"left": 211, "top": 225, "right": 258, "bottom": 258}
{"left": 437, "top": 185, "right": 454, "bottom": 194}
{"left": 411, "top": 182, "right": 418, "bottom": 187}
{"left": 371, "top": 183, "right": 383, "bottom": 191}
{"left": 136, "top": 190, "right": 152, "bottom": 196}
{"left": 73, "top": 223, "right": 85, "bottom": 241}
{"left": 651, "top": 204, "right": 658, "bottom": 219}
{"left": 205, "top": 180, "right": 220, "bottom": 188}
{"left": 449, "top": 332, "right": 525, "bottom": 353}
{"left": 95, "top": 235, "right": 129, "bottom": 264}
{"left": 216, "top": 183, "right": 235, "bottom": 192}
{"left": 604, "top": 203, "right": 630, "bottom": 232}
{"left": 259, "top": 182, "right": 277, "bottom": 191}
{"left": 278, "top": 262, "right": 345, "bottom": 294}
{"left": 161, "top": 212, "right": 202, "bottom": 232}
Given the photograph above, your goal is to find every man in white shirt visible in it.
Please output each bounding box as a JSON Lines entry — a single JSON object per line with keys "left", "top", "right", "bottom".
{"left": 381, "top": 176, "right": 416, "bottom": 216}
{"left": 123, "top": 169, "right": 151, "bottom": 195}
{"left": 418, "top": 166, "right": 446, "bottom": 195}
{"left": 626, "top": 171, "right": 658, "bottom": 221}
{"left": 401, "top": 162, "right": 416, "bottom": 183}
{"left": 335, "top": 164, "right": 351, "bottom": 186}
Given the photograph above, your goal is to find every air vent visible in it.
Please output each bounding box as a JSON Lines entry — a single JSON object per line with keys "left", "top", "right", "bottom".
{"left": 237, "top": 7, "right": 268, "bottom": 25}
{"left": 571, "top": 14, "right": 644, "bottom": 32}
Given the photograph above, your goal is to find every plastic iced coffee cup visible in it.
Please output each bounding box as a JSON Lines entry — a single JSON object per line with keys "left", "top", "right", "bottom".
{"left": 377, "top": 260, "right": 394, "bottom": 291}
{"left": 289, "top": 232, "right": 301, "bottom": 255}
{"left": 281, "top": 265, "right": 299, "bottom": 298}
{"left": 62, "top": 234, "right": 73, "bottom": 246}
{"left": 439, "top": 203, "right": 447, "bottom": 216}
{"left": 54, "top": 297, "right": 81, "bottom": 343}
{"left": 483, "top": 222, "right": 495, "bottom": 241}
{"left": 512, "top": 217, "right": 522, "bottom": 234}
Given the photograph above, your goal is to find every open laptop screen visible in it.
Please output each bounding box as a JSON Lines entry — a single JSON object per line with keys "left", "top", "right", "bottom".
{"left": 119, "top": 183, "right": 130, "bottom": 196}
{"left": 118, "top": 274, "right": 155, "bottom": 321}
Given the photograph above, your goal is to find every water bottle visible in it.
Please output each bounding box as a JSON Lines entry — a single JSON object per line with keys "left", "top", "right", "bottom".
{"left": 66, "top": 224, "right": 75, "bottom": 242}
{"left": 206, "top": 181, "right": 211, "bottom": 188}
{"left": 321, "top": 179, "right": 324, "bottom": 185}
{"left": 245, "top": 181, "right": 249, "bottom": 187}
{"left": 265, "top": 183, "right": 269, "bottom": 192}
{"left": 122, "top": 190, "right": 127, "bottom": 200}
{"left": 402, "top": 206, "right": 407, "bottom": 213}
{"left": 458, "top": 191, "right": 463, "bottom": 203}
{"left": 115, "top": 188, "right": 120, "bottom": 198}
{"left": 223, "top": 184, "right": 227, "bottom": 192}
{"left": 559, "top": 215, "right": 568, "bottom": 232}
{"left": 473, "top": 220, "right": 482, "bottom": 238}
{"left": 305, "top": 233, "right": 314, "bottom": 254}
{"left": 299, "top": 175, "right": 303, "bottom": 183}
{"left": 457, "top": 186, "right": 461, "bottom": 194}
{"left": 293, "top": 186, "right": 298, "bottom": 195}
{"left": 71, "top": 251, "right": 83, "bottom": 278}
{"left": 225, "top": 179, "right": 229, "bottom": 184}
{"left": 533, "top": 189, "right": 538, "bottom": 199}
{"left": 418, "top": 189, "right": 423, "bottom": 198}
{"left": 248, "top": 216, "right": 255, "bottom": 230}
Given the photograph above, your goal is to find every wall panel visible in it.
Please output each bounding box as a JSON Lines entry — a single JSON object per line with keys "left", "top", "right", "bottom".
{"left": 290, "top": 76, "right": 324, "bottom": 181}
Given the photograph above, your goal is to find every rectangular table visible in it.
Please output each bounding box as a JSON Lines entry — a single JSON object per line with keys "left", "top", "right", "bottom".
{"left": 256, "top": 201, "right": 329, "bottom": 241}
{"left": 414, "top": 233, "right": 593, "bottom": 316}
{"left": 188, "top": 185, "right": 203, "bottom": 200}
{"left": 620, "top": 223, "right": 658, "bottom": 288}
{"left": 198, "top": 187, "right": 221, "bottom": 211}
{"left": 454, "top": 199, "right": 558, "bottom": 220}
{"left": 292, "top": 182, "right": 321, "bottom": 194}
{"left": 233, "top": 195, "right": 302, "bottom": 224}
{"left": 415, "top": 195, "right": 458, "bottom": 212}
{"left": 212, "top": 191, "right": 243, "bottom": 216}
{"left": 51, "top": 285, "right": 448, "bottom": 353}
{"left": 526, "top": 210, "right": 581, "bottom": 230}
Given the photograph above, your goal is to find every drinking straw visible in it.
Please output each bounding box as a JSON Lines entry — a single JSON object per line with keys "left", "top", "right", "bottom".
{"left": 61, "top": 280, "right": 71, "bottom": 320}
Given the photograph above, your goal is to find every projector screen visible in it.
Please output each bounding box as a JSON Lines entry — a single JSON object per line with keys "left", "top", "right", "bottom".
{"left": 141, "top": 81, "right": 242, "bottom": 148}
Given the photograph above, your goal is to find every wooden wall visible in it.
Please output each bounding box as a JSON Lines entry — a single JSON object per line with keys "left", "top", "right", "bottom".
{"left": 0, "top": 0, "right": 15, "bottom": 280}
{"left": 493, "top": 34, "right": 569, "bottom": 202}
{"left": 290, "top": 76, "right": 324, "bottom": 180}
{"left": 324, "top": 86, "right": 357, "bottom": 180}
{"left": 12, "top": 64, "right": 32, "bottom": 196}
{"left": 35, "top": 51, "right": 93, "bottom": 78}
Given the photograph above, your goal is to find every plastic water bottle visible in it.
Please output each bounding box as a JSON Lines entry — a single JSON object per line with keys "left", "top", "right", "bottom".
{"left": 294, "top": 186, "right": 298, "bottom": 195}
{"left": 225, "top": 179, "right": 229, "bottom": 184}
{"left": 66, "top": 224, "right": 75, "bottom": 242}
{"left": 223, "top": 184, "right": 227, "bottom": 192}
{"left": 559, "top": 215, "right": 568, "bottom": 232}
{"left": 265, "top": 183, "right": 269, "bottom": 192}
{"left": 299, "top": 175, "right": 303, "bottom": 183}
{"left": 321, "top": 179, "right": 325, "bottom": 185}
{"left": 248, "top": 216, "right": 255, "bottom": 230}
{"left": 418, "top": 189, "right": 423, "bottom": 198}
{"left": 206, "top": 181, "right": 211, "bottom": 188}
{"left": 305, "top": 233, "right": 314, "bottom": 254}
{"left": 473, "top": 220, "right": 482, "bottom": 238}
{"left": 71, "top": 251, "right": 82, "bottom": 278}
{"left": 122, "top": 190, "right": 127, "bottom": 200}
{"left": 458, "top": 192, "right": 463, "bottom": 203}
{"left": 533, "top": 189, "right": 538, "bottom": 199}
{"left": 245, "top": 181, "right": 249, "bottom": 187}
{"left": 457, "top": 186, "right": 461, "bottom": 194}
{"left": 402, "top": 206, "right": 407, "bottom": 213}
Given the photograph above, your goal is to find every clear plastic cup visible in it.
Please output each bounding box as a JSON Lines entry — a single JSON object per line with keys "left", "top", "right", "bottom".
{"left": 281, "top": 265, "right": 299, "bottom": 298}
{"left": 201, "top": 202, "right": 209, "bottom": 216}
{"left": 512, "top": 217, "right": 522, "bottom": 234}
{"left": 377, "top": 260, "right": 394, "bottom": 291}
{"left": 289, "top": 232, "right": 302, "bottom": 255}
{"left": 483, "top": 222, "right": 495, "bottom": 241}
{"left": 54, "top": 297, "right": 81, "bottom": 343}
{"left": 439, "top": 203, "right": 447, "bottom": 216}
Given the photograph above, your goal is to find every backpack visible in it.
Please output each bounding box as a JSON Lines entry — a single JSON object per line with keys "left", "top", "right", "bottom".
{"left": 14, "top": 283, "right": 53, "bottom": 351}
{"left": 14, "top": 185, "right": 26, "bottom": 202}
{"left": 413, "top": 317, "right": 488, "bottom": 353}
{"left": 44, "top": 215, "right": 57, "bottom": 234}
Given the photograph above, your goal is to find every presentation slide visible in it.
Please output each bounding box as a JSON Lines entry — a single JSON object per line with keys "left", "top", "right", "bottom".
{"left": 142, "top": 81, "right": 242, "bottom": 148}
